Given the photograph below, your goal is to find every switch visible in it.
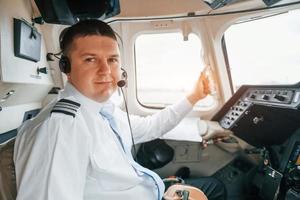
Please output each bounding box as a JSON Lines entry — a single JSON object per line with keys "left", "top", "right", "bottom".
{"left": 37, "top": 67, "right": 48, "bottom": 74}
{"left": 250, "top": 94, "right": 256, "bottom": 99}
{"left": 262, "top": 95, "right": 269, "bottom": 100}
{"left": 274, "top": 94, "right": 285, "bottom": 101}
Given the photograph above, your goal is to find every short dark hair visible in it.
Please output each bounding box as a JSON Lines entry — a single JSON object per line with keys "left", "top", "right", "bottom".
{"left": 59, "top": 19, "right": 117, "bottom": 56}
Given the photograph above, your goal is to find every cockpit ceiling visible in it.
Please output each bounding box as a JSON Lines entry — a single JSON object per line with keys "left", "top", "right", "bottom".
{"left": 117, "top": 0, "right": 259, "bottom": 17}
{"left": 104, "top": 0, "right": 295, "bottom": 18}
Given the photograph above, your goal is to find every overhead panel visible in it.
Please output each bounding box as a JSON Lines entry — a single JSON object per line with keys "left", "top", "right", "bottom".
{"left": 34, "top": 0, "right": 120, "bottom": 25}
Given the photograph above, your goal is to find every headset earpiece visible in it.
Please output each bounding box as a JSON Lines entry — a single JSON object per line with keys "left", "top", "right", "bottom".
{"left": 59, "top": 55, "right": 71, "bottom": 74}
{"left": 121, "top": 68, "right": 127, "bottom": 80}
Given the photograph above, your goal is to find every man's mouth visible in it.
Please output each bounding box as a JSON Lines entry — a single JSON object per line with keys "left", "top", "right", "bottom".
{"left": 94, "top": 80, "right": 113, "bottom": 84}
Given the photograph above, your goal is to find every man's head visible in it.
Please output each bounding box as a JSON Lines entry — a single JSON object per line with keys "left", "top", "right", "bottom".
{"left": 59, "top": 19, "right": 121, "bottom": 103}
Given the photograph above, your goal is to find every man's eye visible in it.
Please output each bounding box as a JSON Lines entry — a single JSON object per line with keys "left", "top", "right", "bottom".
{"left": 108, "top": 58, "right": 119, "bottom": 63}
{"left": 85, "top": 57, "right": 96, "bottom": 62}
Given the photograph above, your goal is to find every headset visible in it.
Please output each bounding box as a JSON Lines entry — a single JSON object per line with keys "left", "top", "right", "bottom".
{"left": 59, "top": 55, "right": 71, "bottom": 74}
{"left": 58, "top": 27, "right": 72, "bottom": 74}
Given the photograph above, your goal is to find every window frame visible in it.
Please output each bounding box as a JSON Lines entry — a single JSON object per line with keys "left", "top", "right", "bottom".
{"left": 222, "top": 11, "right": 300, "bottom": 90}
{"left": 133, "top": 30, "right": 210, "bottom": 110}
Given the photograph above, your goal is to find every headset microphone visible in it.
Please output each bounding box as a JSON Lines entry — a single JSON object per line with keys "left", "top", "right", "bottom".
{"left": 117, "top": 80, "right": 126, "bottom": 88}
{"left": 117, "top": 68, "right": 137, "bottom": 160}
{"left": 117, "top": 68, "right": 128, "bottom": 88}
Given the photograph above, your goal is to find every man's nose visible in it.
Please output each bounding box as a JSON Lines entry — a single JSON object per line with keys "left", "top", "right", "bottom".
{"left": 98, "top": 61, "right": 111, "bottom": 74}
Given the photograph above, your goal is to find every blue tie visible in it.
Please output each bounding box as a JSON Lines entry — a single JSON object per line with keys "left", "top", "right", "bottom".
{"left": 100, "top": 105, "right": 165, "bottom": 200}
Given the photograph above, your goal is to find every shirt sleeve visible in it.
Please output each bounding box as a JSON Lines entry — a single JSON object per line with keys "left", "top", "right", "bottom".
{"left": 14, "top": 114, "right": 91, "bottom": 200}
{"left": 129, "top": 97, "right": 193, "bottom": 144}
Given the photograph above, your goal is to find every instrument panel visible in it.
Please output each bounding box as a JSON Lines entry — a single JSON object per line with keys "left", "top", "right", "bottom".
{"left": 212, "top": 82, "right": 300, "bottom": 147}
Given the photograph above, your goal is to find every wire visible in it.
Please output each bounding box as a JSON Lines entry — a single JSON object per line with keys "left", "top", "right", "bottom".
{"left": 107, "top": 1, "right": 300, "bottom": 24}
{"left": 120, "top": 87, "right": 137, "bottom": 160}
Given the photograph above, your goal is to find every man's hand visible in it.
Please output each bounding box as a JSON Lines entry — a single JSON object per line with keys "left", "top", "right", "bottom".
{"left": 187, "top": 72, "right": 210, "bottom": 105}
{"left": 202, "top": 120, "right": 232, "bottom": 140}
{"left": 197, "top": 120, "right": 233, "bottom": 148}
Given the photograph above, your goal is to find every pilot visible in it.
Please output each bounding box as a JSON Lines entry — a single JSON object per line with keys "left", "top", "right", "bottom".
{"left": 14, "top": 19, "right": 231, "bottom": 200}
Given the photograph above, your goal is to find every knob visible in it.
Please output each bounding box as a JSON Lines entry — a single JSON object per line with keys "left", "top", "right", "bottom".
{"left": 262, "top": 95, "right": 269, "bottom": 100}
{"left": 250, "top": 94, "right": 256, "bottom": 99}
{"left": 274, "top": 94, "right": 285, "bottom": 101}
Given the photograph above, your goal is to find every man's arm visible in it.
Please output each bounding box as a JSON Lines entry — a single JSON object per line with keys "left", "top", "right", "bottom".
{"left": 127, "top": 73, "right": 209, "bottom": 144}
{"left": 14, "top": 115, "right": 90, "bottom": 200}
{"left": 127, "top": 72, "right": 231, "bottom": 144}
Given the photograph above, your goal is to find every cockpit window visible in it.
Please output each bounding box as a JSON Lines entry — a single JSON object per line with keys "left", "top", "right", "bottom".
{"left": 224, "top": 9, "right": 300, "bottom": 91}
{"left": 135, "top": 32, "right": 215, "bottom": 109}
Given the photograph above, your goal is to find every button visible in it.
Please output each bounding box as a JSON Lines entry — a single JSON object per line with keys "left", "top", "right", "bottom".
{"left": 250, "top": 94, "right": 256, "bottom": 99}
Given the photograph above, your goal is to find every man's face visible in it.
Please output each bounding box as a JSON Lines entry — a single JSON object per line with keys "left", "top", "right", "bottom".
{"left": 68, "top": 35, "right": 121, "bottom": 102}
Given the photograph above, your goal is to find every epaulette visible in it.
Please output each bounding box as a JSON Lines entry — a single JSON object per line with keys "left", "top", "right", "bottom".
{"left": 50, "top": 99, "right": 81, "bottom": 118}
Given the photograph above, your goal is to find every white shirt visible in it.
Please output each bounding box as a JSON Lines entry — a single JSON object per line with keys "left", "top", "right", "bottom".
{"left": 14, "top": 83, "right": 193, "bottom": 200}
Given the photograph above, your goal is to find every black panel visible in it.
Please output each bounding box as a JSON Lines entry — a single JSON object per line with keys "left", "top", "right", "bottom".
{"left": 14, "top": 19, "right": 41, "bottom": 62}
{"left": 34, "top": 0, "right": 76, "bottom": 25}
{"left": 231, "top": 104, "right": 300, "bottom": 147}
{"left": 204, "top": 0, "right": 237, "bottom": 9}
{"left": 34, "top": 0, "right": 120, "bottom": 25}
{"left": 262, "top": 0, "right": 282, "bottom": 6}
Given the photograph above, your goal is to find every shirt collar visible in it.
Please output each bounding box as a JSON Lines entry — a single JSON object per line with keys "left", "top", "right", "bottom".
{"left": 60, "top": 82, "right": 115, "bottom": 114}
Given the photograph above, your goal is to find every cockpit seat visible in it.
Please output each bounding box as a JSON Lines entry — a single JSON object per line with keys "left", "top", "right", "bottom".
{"left": 0, "top": 134, "right": 17, "bottom": 200}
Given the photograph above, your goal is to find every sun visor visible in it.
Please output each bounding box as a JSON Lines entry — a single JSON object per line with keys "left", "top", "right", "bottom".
{"left": 34, "top": 0, "right": 120, "bottom": 25}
